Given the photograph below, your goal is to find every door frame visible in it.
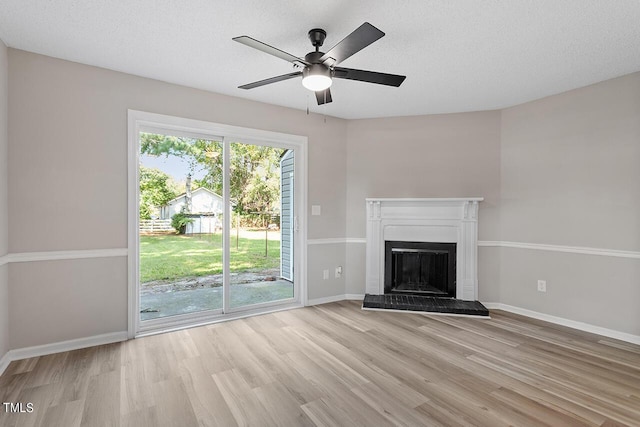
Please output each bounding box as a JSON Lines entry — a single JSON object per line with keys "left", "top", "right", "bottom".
{"left": 127, "top": 110, "right": 308, "bottom": 338}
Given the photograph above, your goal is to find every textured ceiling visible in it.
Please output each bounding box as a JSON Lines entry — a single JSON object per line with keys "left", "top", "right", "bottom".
{"left": 1, "top": 0, "right": 639, "bottom": 119}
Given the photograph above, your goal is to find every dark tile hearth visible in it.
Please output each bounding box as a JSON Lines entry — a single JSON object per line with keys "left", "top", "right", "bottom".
{"left": 362, "top": 294, "right": 490, "bottom": 317}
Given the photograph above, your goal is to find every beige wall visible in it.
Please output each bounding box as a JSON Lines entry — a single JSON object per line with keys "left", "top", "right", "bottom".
{"left": 345, "top": 112, "right": 502, "bottom": 239}
{"left": 499, "top": 72, "right": 640, "bottom": 335}
{"left": 307, "top": 244, "right": 346, "bottom": 301}
{"left": 7, "top": 49, "right": 348, "bottom": 348}
{"left": 477, "top": 247, "right": 501, "bottom": 302}
{"left": 500, "top": 72, "right": 640, "bottom": 249}
{"left": 9, "top": 258, "right": 127, "bottom": 349}
{"left": 4, "top": 47, "right": 640, "bottom": 351}
{"left": 0, "top": 264, "right": 6, "bottom": 359}
{"left": 0, "top": 39, "right": 9, "bottom": 359}
{"left": 344, "top": 112, "right": 502, "bottom": 298}
{"left": 500, "top": 249, "right": 640, "bottom": 334}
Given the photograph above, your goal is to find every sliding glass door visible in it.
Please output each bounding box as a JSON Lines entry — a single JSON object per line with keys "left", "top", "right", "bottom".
{"left": 228, "top": 141, "right": 295, "bottom": 310}
{"left": 129, "top": 112, "right": 304, "bottom": 335}
{"left": 138, "top": 133, "right": 225, "bottom": 321}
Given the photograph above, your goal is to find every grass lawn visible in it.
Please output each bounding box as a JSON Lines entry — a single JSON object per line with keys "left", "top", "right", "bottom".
{"left": 140, "top": 230, "right": 280, "bottom": 283}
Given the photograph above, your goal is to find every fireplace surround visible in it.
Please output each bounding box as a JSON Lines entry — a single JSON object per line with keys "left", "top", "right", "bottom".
{"left": 365, "top": 198, "right": 482, "bottom": 301}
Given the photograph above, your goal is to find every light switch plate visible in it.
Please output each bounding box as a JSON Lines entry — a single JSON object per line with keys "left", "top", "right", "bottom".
{"left": 312, "top": 205, "right": 321, "bottom": 216}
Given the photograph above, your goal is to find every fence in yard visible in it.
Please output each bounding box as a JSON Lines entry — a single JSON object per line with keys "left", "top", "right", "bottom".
{"left": 140, "top": 219, "right": 173, "bottom": 234}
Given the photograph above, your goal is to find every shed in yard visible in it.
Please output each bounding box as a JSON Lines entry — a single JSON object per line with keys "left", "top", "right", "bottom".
{"left": 160, "top": 187, "right": 223, "bottom": 234}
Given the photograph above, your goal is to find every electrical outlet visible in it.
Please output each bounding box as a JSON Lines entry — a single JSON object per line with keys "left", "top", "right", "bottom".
{"left": 323, "top": 270, "right": 329, "bottom": 280}
{"left": 537, "top": 280, "right": 547, "bottom": 292}
{"left": 335, "top": 266, "right": 342, "bottom": 278}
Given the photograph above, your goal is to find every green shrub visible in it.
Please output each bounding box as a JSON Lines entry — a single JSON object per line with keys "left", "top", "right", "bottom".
{"left": 171, "top": 213, "right": 194, "bottom": 234}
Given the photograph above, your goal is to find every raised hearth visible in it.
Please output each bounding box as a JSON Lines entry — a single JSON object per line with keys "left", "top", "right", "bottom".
{"left": 362, "top": 294, "right": 489, "bottom": 316}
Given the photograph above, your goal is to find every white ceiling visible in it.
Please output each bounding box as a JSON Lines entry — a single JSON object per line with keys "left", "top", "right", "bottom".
{"left": 1, "top": 0, "right": 639, "bottom": 119}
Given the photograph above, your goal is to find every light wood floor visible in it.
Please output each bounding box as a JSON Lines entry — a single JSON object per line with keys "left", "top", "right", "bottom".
{"left": 1, "top": 301, "right": 639, "bottom": 426}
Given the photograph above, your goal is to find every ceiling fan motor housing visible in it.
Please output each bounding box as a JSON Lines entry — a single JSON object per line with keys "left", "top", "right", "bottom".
{"left": 304, "top": 51, "right": 326, "bottom": 64}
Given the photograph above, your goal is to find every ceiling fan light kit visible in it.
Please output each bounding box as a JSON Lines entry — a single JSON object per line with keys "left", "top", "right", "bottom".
{"left": 233, "top": 22, "right": 406, "bottom": 105}
{"left": 302, "top": 64, "right": 332, "bottom": 91}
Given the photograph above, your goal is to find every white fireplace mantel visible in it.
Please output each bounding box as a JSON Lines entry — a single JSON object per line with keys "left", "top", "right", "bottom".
{"left": 365, "top": 198, "right": 483, "bottom": 301}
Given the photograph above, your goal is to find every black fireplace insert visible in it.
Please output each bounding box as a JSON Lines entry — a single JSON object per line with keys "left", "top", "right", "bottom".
{"left": 384, "top": 241, "right": 456, "bottom": 297}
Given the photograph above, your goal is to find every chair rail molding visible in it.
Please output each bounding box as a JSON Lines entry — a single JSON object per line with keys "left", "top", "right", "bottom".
{"left": 306, "top": 238, "right": 640, "bottom": 259}
{"left": 478, "top": 241, "right": 640, "bottom": 259}
{"left": 6, "top": 248, "right": 129, "bottom": 263}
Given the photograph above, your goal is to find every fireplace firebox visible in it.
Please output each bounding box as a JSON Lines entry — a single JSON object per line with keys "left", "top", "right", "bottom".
{"left": 384, "top": 241, "right": 456, "bottom": 297}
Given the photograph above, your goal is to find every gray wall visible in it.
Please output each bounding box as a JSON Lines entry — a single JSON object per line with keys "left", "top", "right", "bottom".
{"left": 344, "top": 112, "right": 502, "bottom": 300}
{"left": 4, "top": 47, "right": 640, "bottom": 351}
{"left": 0, "top": 39, "right": 8, "bottom": 360}
{"left": 7, "top": 49, "right": 347, "bottom": 348}
{"left": 343, "top": 74, "right": 640, "bottom": 336}
{"left": 499, "top": 72, "right": 640, "bottom": 335}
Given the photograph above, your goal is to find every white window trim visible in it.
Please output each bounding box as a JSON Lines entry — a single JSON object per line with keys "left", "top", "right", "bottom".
{"left": 127, "top": 110, "right": 308, "bottom": 338}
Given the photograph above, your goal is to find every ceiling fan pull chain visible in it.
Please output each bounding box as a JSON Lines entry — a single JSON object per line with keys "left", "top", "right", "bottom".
{"left": 323, "top": 91, "right": 327, "bottom": 123}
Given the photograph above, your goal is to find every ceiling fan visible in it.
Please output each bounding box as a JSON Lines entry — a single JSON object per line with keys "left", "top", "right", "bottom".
{"left": 233, "top": 22, "right": 406, "bottom": 105}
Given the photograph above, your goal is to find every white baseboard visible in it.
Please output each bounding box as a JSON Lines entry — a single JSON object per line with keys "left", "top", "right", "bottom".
{"left": 0, "top": 351, "right": 10, "bottom": 376}
{"left": 0, "top": 331, "right": 128, "bottom": 375}
{"left": 483, "top": 302, "right": 640, "bottom": 345}
{"left": 307, "top": 295, "right": 347, "bottom": 306}
{"left": 307, "top": 293, "right": 364, "bottom": 306}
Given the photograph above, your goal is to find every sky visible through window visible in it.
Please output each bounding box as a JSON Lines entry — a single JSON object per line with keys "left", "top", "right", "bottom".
{"left": 140, "top": 153, "right": 207, "bottom": 182}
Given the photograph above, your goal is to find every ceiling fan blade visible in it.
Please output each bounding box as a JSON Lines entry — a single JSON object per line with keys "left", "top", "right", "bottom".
{"left": 333, "top": 67, "right": 406, "bottom": 87}
{"left": 238, "top": 71, "right": 303, "bottom": 89}
{"left": 315, "top": 88, "right": 333, "bottom": 105}
{"left": 233, "top": 36, "right": 308, "bottom": 66}
{"left": 319, "top": 22, "right": 384, "bottom": 66}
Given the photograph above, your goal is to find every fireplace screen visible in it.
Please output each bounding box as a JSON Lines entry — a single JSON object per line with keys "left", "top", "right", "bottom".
{"left": 384, "top": 241, "right": 456, "bottom": 297}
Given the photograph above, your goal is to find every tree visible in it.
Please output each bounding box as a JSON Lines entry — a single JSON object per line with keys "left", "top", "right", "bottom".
{"left": 140, "top": 133, "right": 284, "bottom": 219}
{"left": 139, "top": 166, "right": 179, "bottom": 219}
{"left": 240, "top": 148, "right": 282, "bottom": 215}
